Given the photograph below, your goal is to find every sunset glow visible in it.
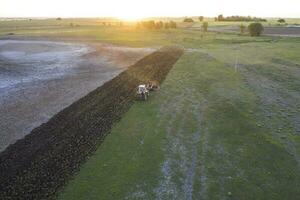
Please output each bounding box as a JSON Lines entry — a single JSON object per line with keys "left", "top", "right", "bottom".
{"left": 1, "top": 0, "right": 300, "bottom": 18}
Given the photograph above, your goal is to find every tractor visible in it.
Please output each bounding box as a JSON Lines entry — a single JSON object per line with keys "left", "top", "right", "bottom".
{"left": 137, "top": 84, "right": 149, "bottom": 101}
{"left": 136, "top": 81, "right": 160, "bottom": 101}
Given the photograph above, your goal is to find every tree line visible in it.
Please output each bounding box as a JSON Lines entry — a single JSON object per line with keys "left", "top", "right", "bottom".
{"left": 136, "top": 20, "right": 177, "bottom": 29}
{"left": 215, "top": 15, "right": 267, "bottom": 22}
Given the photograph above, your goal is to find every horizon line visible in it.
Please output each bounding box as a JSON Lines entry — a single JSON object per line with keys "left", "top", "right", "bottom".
{"left": 1, "top": 15, "right": 299, "bottom": 19}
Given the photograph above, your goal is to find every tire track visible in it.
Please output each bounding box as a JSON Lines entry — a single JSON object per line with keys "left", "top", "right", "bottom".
{"left": 154, "top": 87, "right": 207, "bottom": 200}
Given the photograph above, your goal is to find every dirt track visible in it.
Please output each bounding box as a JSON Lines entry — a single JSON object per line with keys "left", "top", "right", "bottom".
{"left": 206, "top": 26, "right": 300, "bottom": 37}
{"left": 0, "top": 46, "right": 183, "bottom": 199}
{"left": 263, "top": 26, "right": 300, "bottom": 37}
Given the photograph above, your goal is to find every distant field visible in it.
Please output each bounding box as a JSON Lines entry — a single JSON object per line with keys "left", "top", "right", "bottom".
{"left": 1, "top": 18, "right": 300, "bottom": 40}
{"left": 0, "top": 19, "right": 300, "bottom": 199}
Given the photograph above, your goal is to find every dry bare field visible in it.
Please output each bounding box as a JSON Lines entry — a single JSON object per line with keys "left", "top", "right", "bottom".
{"left": 0, "top": 39, "right": 153, "bottom": 151}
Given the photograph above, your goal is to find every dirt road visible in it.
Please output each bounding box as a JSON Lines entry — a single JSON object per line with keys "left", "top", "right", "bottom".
{"left": 205, "top": 26, "right": 300, "bottom": 37}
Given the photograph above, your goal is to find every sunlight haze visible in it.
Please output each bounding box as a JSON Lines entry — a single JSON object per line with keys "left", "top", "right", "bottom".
{"left": 0, "top": 0, "right": 299, "bottom": 19}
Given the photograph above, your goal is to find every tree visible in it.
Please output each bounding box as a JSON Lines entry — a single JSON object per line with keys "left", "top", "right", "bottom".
{"left": 239, "top": 24, "right": 246, "bottom": 34}
{"left": 164, "top": 22, "right": 170, "bottom": 29}
{"left": 202, "top": 22, "right": 208, "bottom": 32}
{"left": 198, "top": 16, "right": 204, "bottom": 22}
{"left": 169, "top": 21, "right": 177, "bottom": 28}
{"left": 148, "top": 20, "right": 155, "bottom": 29}
{"left": 155, "top": 21, "right": 163, "bottom": 29}
{"left": 248, "top": 22, "right": 264, "bottom": 36}
{"left": 141, "top": 20, "right": 155, "bottom": 29}
{"left": 217, "top": 14, "right": 224, "bottom": 21}
{"left": 278, "top": 18, "right": 285, "bottom": 23}
{"left": 183, "top": 18, "right": 194, "bottom": 23}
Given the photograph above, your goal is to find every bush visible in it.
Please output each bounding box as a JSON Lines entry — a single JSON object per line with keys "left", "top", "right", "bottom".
{"left": 202, "top": 22, "right": 208, "bottom": 32}
{"left": 183, "top": 18, "right": 194, "bottom": 23}
{"left": 239, "top": 24, "right": 246, "bottom": 34}
{"left": 248, "top": 23, "right": 264, "bottom": 36}
{"left": 278, "top": 18, "right": 285, "bottom": 23}
{"left": 199, "top": 16, "right": 204, "bottom": 22}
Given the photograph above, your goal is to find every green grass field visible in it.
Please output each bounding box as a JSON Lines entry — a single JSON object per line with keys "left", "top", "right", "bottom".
{"left": 1, "top": 19, "right": 299, "bottom": 199}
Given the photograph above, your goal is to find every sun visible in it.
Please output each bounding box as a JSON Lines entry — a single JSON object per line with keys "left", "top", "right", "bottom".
{"left": 95, "top": 1, "right": 149, "bottom": 21}
{"left": 115, "top": 12, "right": 145, "bottom": 22}
{"left": 117, "top": 15, "right": 142, "bottom": 21}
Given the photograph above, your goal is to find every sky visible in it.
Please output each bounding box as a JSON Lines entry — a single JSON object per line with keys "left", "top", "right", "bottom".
{"left": 0, "top": 0, "right": 299, "bottom": 19}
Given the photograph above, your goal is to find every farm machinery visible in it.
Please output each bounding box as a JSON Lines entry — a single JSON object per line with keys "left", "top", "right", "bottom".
{"left": 136, "top": 81, "right": 160, "bottom": 101}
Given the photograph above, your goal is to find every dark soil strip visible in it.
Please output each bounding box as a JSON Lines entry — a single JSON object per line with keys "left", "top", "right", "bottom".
{"left": 0, "top": 46, "right": 184, "bottom": 199}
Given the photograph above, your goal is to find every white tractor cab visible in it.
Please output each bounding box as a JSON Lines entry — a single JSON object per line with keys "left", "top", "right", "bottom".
{"left": 137, "top": 85, "right": 149, "bottom": 100}
{"left": 137, "top": 81, "right": 160, "bottom": 101}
